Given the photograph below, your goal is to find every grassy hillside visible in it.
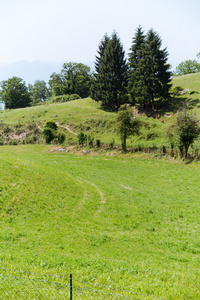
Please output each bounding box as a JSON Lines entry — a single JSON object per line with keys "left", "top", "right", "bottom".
{"left": 0, "top": 72, "right": 200, "bottom": 151}
{"left": 0, "top": 145, "right": 200, "bottom": 299}
{"left": 173, "top": 72, "right": 200, "bottom": 93}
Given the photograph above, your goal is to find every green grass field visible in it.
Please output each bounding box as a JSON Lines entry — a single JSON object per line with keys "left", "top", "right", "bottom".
{"left": 1, "top": 144, "right": 200, "bottom": 299}
{"left": 1, "top": 74, "right": 200, "bottom": 298}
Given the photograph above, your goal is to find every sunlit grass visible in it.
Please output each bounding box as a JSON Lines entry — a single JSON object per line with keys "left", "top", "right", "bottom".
{"left": 0, "top": 145, "right": 200, "bottom": 298}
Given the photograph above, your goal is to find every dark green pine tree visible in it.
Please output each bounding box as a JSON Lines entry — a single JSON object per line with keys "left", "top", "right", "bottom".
{"left": 92, "top": 32, "right": 128, "bottom": 110}
{"left": 129, "top": 28, "right": 171, "bottom": 111}
{"left": 91, "top": 34, "right": 110, "bottom": 101}
{"left": 128, "top": 26, "right": 145, "bottom": 104}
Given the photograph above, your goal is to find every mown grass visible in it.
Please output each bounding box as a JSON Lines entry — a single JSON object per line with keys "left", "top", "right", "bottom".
{"left": 1, "top": 144, "right": 200, "bottom": 299}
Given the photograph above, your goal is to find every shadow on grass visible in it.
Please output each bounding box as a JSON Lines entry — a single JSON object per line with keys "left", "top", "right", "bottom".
{"left": 138, "top": 96, "right": 196, "bottom": 118}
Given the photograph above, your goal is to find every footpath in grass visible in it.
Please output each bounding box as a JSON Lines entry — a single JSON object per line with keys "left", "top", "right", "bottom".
{"left": 0, "top": 145, "right": 200, "bottom": 299}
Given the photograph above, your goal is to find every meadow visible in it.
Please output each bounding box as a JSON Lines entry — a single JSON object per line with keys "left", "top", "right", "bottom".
{"left": 1, "top": 144, "right": 200, "bottom": 299}
{"left": 0, "top": 74, "right": 200, "bottom": 298}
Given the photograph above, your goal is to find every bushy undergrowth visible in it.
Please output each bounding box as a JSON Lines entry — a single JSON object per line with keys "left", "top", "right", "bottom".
{"left": 0, "top": 121, "right": 43, "bottom": 145}
{"left": 50, "top": 94, "right": 81, "bottom": 103}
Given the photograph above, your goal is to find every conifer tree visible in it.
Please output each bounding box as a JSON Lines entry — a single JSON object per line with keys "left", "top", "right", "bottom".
{"left": 91, "top": 34, "right": 110, "bottom": 101}
{"left": 128, "top": 26, "right": 145, "bottom": 104}
{"left": 129, "top": 28, "right": 171, "bottom": 110}
{"left": 92, "top": 32, "right": 128, "bottom": 110}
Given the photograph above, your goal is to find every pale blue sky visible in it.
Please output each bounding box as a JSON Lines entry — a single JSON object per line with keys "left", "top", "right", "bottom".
{"left": 0, "top": 0, "right": 199, "bottom": 70}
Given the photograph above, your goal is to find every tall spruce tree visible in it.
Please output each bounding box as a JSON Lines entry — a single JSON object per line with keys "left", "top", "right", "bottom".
{"left": 92, "top": 32, "right": 128, "bottom": 110}
{"left": 91, "top": 34, "right": 110, "bottom": 101}
{"left": 128, "top": 26, "right": 145, "bottom": 104}
{"left": 129, "top": 28, "right": 171, "bottom": 110}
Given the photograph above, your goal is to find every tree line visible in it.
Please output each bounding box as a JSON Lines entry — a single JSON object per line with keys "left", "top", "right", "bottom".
{"left": 0, "top": 26, "right": 172, "bottom": 111}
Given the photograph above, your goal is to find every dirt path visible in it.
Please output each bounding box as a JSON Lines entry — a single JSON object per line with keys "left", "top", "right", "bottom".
{"left": 56, "top": 122, "right": 77, "bottom": 135}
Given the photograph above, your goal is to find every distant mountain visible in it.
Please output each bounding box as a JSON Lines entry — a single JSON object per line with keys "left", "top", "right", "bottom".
{"left": 0, "top": 60, "right": 95, "bottom": 85}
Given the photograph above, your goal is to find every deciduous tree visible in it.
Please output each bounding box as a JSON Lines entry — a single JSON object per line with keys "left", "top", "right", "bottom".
{"left": 116, "top": 104, "right": 141, "bottom": 152}
{"left": 168, "top": 110, "right": 200, "bottom": 158}
{"left": 29, "top": 80, "right": 50, "bottom": 105}
{"left": 0, "top": 77, "right": 31, "bottom": 109}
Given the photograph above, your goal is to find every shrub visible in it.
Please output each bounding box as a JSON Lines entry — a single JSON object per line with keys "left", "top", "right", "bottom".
{"left": 87, "top": 134, "right": 94, "bottom": 147}
{"left": 50, "top": 94, "right": 81, "bottom": 103}
{"left": 69, "top": 94, "right": 81, "bottom": 101}
{"left": 58, "top": 133, "right": 65, "bottom": 144}
{"left": 170, "top": 86, "right": 183, "bottom": 96}
{"left": 77, "top": 131, "right": 87, "bottom": 146}
{"left": 45, "top": 120, "right": 57, "bottom": 130}
{"left": 43, "top": 127, "right": 55, "bottom": 144}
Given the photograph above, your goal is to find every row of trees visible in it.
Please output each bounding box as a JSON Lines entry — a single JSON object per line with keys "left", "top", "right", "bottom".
{"left": 0, "top": 77, "right": 50, "bottom": 109}
{"left": 91, "top": 27, "right": 172, "bottom": 111}
{"left": 0, "top": 62, "right": 92, "bottom": 109}
{"left": 0, "top": 26, "right": 172, "bottom": 110}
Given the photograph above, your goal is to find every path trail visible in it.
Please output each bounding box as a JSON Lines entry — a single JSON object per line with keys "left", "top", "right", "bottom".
{"left": 56, "top": 122, "right": 77, "bottom": 135}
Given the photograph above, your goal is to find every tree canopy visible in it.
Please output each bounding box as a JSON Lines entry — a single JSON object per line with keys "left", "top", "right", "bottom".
{"left": 168, "top": 110, "right": 200, "bottom": 158}
{"left": 0, "top": 77, "right": 31, "bottom": 109}
{"left": 175, "top": 59, "right": 200, "bottom": 76}
{"left": 49, "top": 62, "right": 92, "bottom": 98}
{"left": 116, "top": 104, "right": 141, "bottom": 152}
{"left": 28, "top": 80, "right": 50, "bottom": 105}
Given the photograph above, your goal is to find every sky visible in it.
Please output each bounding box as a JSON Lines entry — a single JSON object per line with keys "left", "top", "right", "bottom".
{"left": 0, "top": 0, "right": 200, "bottom": 71}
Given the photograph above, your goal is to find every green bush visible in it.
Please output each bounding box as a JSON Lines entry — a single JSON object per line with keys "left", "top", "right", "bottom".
{"left": 45, "top": 120, "right": 57, "bottom": 130}
{"left": 87, "top": 134, "right": 94, "bottom": 147}
{"left": 50, "top": 94, "right": 81, "bottom": 103}
{"left": 58, "top": 133, "right": 65, "bottom": 144}
{"left": 77, "top": 131, "right": 87, "bottom": 146}
{"left": 170, "top": 86, "right": 183, "bottom": 96}
{"left": 69, "top": 94, "right": 81, "bottom": 101}
{"left": 43, "top": 127, "right": 55, "bottom": 144}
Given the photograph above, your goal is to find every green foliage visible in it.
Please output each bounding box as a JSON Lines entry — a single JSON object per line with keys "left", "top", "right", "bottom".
{"left": 28, "top": 80, "right": 50, "bottom": 105}
{"left": 57, "top": 132, "right": 65, "bottom": 144}
{"left": 49, "top": 63, "right": 92, "bottom": 98}
{"left": 175, "top": 59, "right": 200, "bottom": 76}
{"left": 116, "top": 104, "right": 141, "bottom": 151}
{"left": 43, "top": 127, "right": 55, "bottom": 144}
{"left": 128, "top": 27, "right": 171, "bottom": 109}
{"left": 44, "top": 120, "right": 57, "bottom": 130}
{"left": 170, "top": 85, "right": 183, "bottom": 96}
{"left": 92, "top": 32, "right": 128, "bottom": 110}
{"left": 50, "top": 94, "right": 81, "bottom": 103}
{"left": 168, "top": 110, "right": 200, "bottom": 157}
{"left": 77, "top": 131, "right": 87, "bottom": 146}
{"left": 0, "top": 76, "right": 31, "bottom": 109}
{"left": 87, "top": 133, "right": 94, "bottom": 147}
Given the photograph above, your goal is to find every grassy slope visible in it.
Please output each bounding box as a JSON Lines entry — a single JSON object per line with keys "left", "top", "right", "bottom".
{"left": 173, "top": 72, "right": 200, "bottom": 93}
{"left": 1, "top": 145, "right": 200, "bottom": 299}
{"left": 1, "top": 73, "right": 200, "bottom": 151}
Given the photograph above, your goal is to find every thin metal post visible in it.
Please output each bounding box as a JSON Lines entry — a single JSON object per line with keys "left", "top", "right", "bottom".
{"left": 70, "top": 274, "right": 72, "bottom": 300}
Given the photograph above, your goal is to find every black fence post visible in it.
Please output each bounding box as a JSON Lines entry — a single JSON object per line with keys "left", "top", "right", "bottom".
{"left": 70, "top": 274, "right": 72, "bottom": 300}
